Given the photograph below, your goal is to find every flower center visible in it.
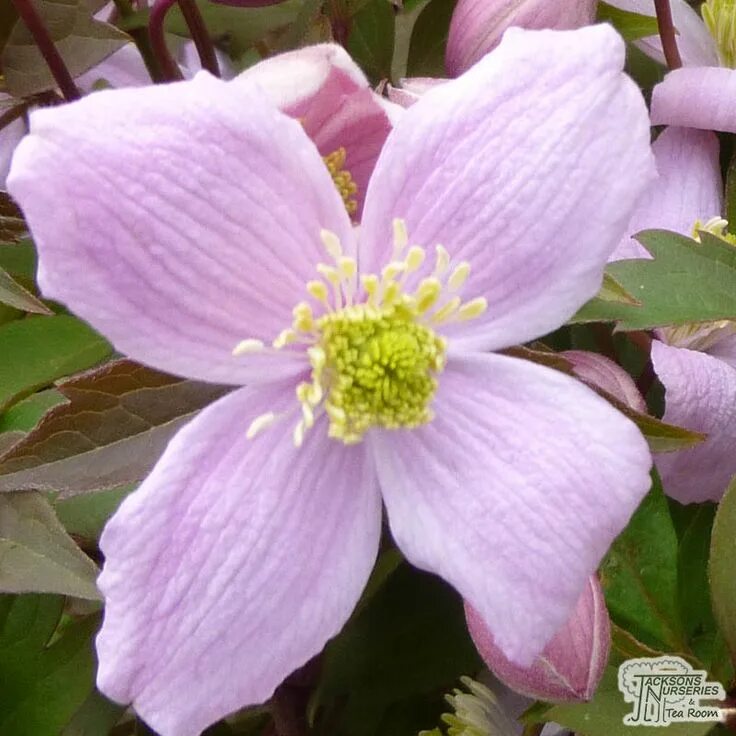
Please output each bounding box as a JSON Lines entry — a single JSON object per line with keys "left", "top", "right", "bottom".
{"left": 702, "top": 0, "right": 736, "bottom": 67}
{"left": 323, "top": 147, "right": 359, "bottom": 217}
{"left": 234, "top": 219, "right": 487, "bottom": 446}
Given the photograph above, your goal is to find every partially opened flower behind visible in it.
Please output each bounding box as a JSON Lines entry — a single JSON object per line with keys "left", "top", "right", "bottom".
{"left": 9, "top": 26, "right": 654, "bottom": 736}
{"left": 609, "top": 124, "right": 736, "bottom": 503}
{"left": 606, "top": 0, "right": 736, "bottom": 132}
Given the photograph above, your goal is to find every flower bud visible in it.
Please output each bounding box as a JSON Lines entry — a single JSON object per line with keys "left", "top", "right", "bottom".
{"left": 446, "top": 0, "right": 597, "bottom": 76}
{"left": 465, "top": 576, "right": 610, "bottom": 703}
{"left": 564, "top": 350, "right": 647, "bottom": 413}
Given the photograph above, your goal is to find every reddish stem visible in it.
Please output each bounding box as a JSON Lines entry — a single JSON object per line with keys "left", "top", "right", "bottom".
{"left": 178, "top": 0, "right": 220, "bottom": 77}
{"left": 654, "top": 0, "right": 682, "bottom": 69}
{"left": 149, "top": 0, "right": 219, "bottom": 81}
{"left": 10, "top": 0, "right": 79, "bottom": 101}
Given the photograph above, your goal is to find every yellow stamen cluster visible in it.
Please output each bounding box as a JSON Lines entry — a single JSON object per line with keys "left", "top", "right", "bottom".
{"left": 692, "top": 216, "right": 736, "bottom": 246}
{"left": 702, "top": 0, "right": 736, "bottom": 67}
{"left": 419, "top": 677, "right": 517, "bottom": 736}
{"left": 237, "top": 219, "right": 487, "bottom": 447}
{"left": 323, "top": 147, "right": 359, "bottom": 217}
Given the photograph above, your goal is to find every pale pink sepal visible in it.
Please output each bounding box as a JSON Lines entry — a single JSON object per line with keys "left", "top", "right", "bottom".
{"left": 466, "top": 576, "right": 610, "bottom": 702}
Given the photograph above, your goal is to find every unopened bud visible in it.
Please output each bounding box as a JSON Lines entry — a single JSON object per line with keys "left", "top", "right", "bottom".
{"left": 446, "top": 0, "right": 597, "bottom": 76}
{"left": 465, "top": 575, "right": 610, "bottom": 702}
{"left": 564, "top": 350, "right": 647, "bottom": 413}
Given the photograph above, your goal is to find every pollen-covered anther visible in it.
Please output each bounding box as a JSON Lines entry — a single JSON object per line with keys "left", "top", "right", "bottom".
{"left": 322, "top": 147, "right": 359, "bottom": 216}
{"left": 692, "top": 216, "right": 736, "bottom": 245}
{"left": 702, "top": 0, "right": 736, "bottom": 67}
{"left": 235, "top": 220, "right": 486, "bottom": 446}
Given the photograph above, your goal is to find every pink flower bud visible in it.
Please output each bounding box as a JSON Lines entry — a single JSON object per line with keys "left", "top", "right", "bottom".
{"left": 564, "top": 350, "right": 647, "bottom": 413}
{"left": 210, "top": 0, "right": 286, "bottom": 6}
{"left": 465, "top": 576, "right": 610, "bottom": 702}
{"left": 446, "top": 0, "right": 597, "bottom": 76}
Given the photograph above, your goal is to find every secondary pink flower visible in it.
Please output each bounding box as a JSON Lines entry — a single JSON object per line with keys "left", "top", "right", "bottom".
{"left": 237, "top": 44, "right": 400, "bottom": 218}
{"left": 611, "top": 126, "right": 722, "bottom": 261}
{"left": 610, "top": 124, "right": 736, "bottom": 503}
{"left": 606, "top": 0, "right": 736, "bottom": 132}
{"left": 466, "top": 576, "right": 610, "bottom": 703}
{"left": 446, "top": 0, "right": 597, "bottom": 76}
{"left": 9, "top": 26, "right": 653, "bottom": 736}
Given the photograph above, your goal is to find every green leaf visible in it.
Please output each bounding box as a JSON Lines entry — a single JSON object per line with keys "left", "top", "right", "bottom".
{"left": 406, "top": 0, "right": 456, "bottom": 77}
{"left": 0, "top": 492, "right": 99, "bottom": 599}
{"left": 0, "top": 359, "right": 228, "bottom": 495}
{"left": 165, "top": 0, "right": 302, "bottom": 61}
{"left": 0, "top": 390, "right": 65, "bottom": 457}
{"left": 347, "top": 0, "right": 395, "bottom": 83}
{"left": 600, "top": 476, "right": 687, "bottom": 653}
{"left": 54, "top": 485, "right": 133, "bottom": 541}
{"left": 597, "top": 2, "right": 661, "bottom": 42}
{"left": 597, "top": 272, "right": 642, "bottom": 306}
{"left": 709, "top": 477, "right": 736, "bottom": 665}
{"left": 539, "top": 667, "right": 713, "bottom": 736}
{"left": 0, "top": 194, "right": 28, "bottom": 244}
{"left": 60, "top": 689, "right": 125, "bottom": 736}
{"left": 617, "top": 410, "right": 705, "bottom": 454}
{"left": 0, "top": 265, "right": 51, "bottom": 314}
{"left": 2, "top": 0, "right": 129, "bottom": 97}
{"left": 0, "top": 595, "right": 98, "bottom": 736}
{"left": 0, "top": 315, "right": 111, "bottom": 412}
{"left": 311, "top": 565, "right": 481, "bottom": 736}
{"left": 677, "top": 504, "right": 717, "bottom": 639}
{"left": 572, "top": 230, "right": 736, "bottom": 329}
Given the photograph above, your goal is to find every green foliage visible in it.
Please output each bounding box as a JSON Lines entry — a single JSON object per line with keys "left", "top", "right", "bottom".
{"left": 597, "top": 2, "right": 661, "bottom": 42}
{"left": 0, "top": 359, "right": 228, "bottom": 495}
{"left": 0, "top": 491, "right": 100, "bottom": 599}
{"left": 600, "top": 475, "right": 686, "bottom": 653}
{"left": 2, "top": 0, "right": 128, "bottom": 96}
{"left": 0, "top": 595, "right": 98, "bottom": 736}
{"left": 574, "top": 230, "right": 736, "bottom": 329}
{"left": 311, "top": 564, "right": 481, "bottom": 736}
{"left": 347, "top": 0, "right": 395, "bottom": 82}
{"left": 709, "top": 478, "right": 736, "bottom": 668}
{"left": 0, "top": 315, "right": 111, "bottom": 412}
{"left": 406, "top": 0, "right": 456, "bottom": 77}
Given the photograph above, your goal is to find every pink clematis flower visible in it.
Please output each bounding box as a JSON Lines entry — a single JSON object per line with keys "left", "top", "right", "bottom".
{"left": 606, "top": 0, "right": 736, "bottom": 132}
{"left": 611, "top": 124, "right": 736, "bottom": 503}
{"left": 446, "top": 0, "right": 597, "bottom": 76}
{"left": 235, "top": 44, "right": 401, "bottom": 218}
{"left": 0, "top": 41, "right": 234, "bottom": 188}
{"left": 9, "top": 26, "right": 653, "bottom": 736}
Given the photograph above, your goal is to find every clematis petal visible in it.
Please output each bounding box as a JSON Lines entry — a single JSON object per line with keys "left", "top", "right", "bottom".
{"left": 9, "top": 73, "right": 352, "bottom": 385}
{"left": 652, "top": 340, "right": 736, "bottom": 503}
{"left": 373, "top": 352, "right": 651, "bottom": 664}
{"left": 97, "top": 383, "right": 382, "bottom": 736}
{"left": 708, "top": 332, "right": 736, "bottom": 370}
{"left": 238, "top": 44, "right": 400, "bottom": 216}
{"left": 360, "top": 25, "right": 654, "bottom": 352}
{"left": 611, "top": 126, "right": 722, "bottom": 261}
{"left": 651, "top": 67, "right": 736, "bottom": 133}
{"left": 602, "top": 0, "right": 718, "bottom": 66}
{"left": 446, "top": 0, "right": 597, "bottom": 77}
